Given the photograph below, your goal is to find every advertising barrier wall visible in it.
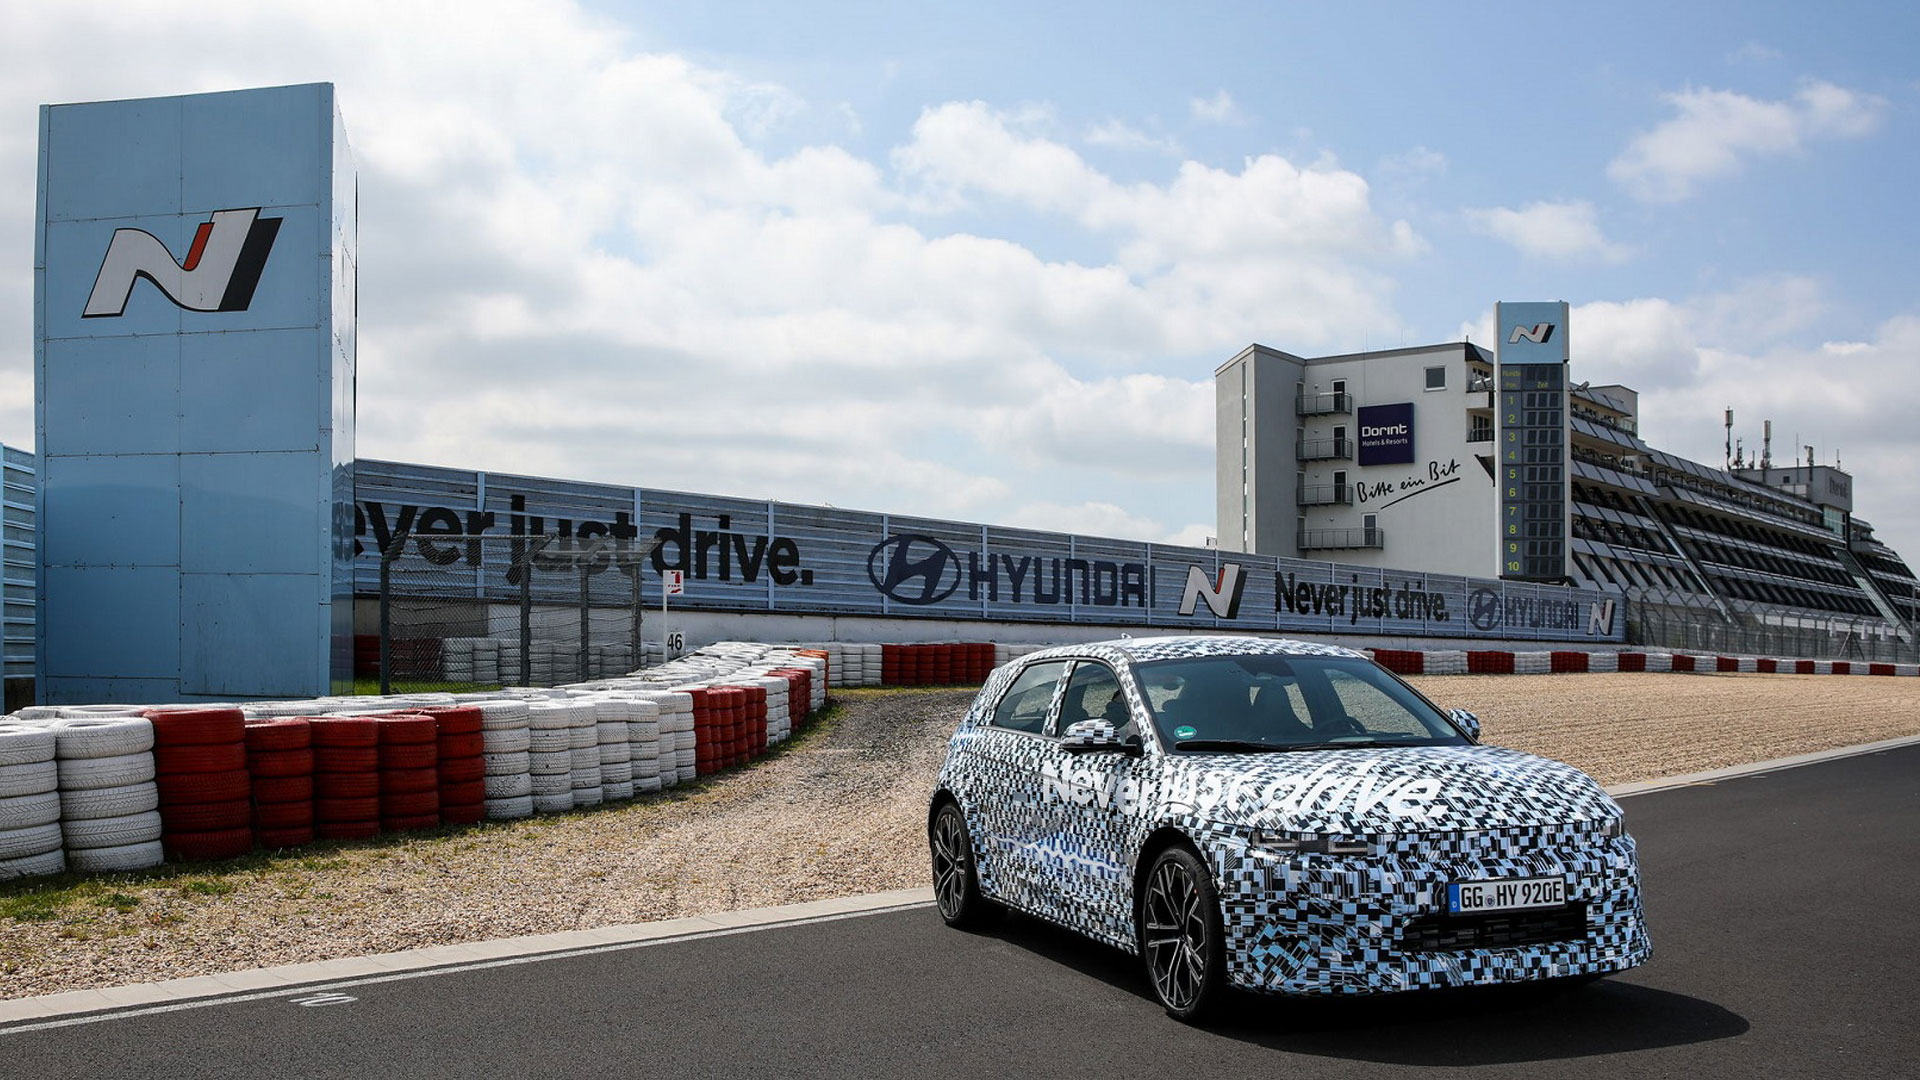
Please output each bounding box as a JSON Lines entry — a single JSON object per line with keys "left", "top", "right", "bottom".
{"left": 357, "top": 460, "right": 1623, "bottom": 643}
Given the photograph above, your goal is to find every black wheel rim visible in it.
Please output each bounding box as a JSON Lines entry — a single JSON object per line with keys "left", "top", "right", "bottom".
{"left": 1143, "top": 858, "right": 1208, "bottom": 1011}
{"left": 931, "top": 809, "right": 970, "bottom": 917}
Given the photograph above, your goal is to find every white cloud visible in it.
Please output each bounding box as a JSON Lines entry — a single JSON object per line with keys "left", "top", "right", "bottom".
{"left": 1464, "top": 200, "right": 1631, "bottom": 263}
{"left": 1609, "top": 80, "right": 1885, "bottom": 202}
{"left": 1084, "top": 119, "right": 1181, "bottom": 155}
{"left": 1189, "top": 89, "right": 1247, "bottom": 125}
{"left": 1003, "top": 500, "right": 1209, "bottom": 546}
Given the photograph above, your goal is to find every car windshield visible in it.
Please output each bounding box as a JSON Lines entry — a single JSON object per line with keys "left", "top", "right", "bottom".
{"left": 1131, "top": 654, "right": 1469, "bottom": 752}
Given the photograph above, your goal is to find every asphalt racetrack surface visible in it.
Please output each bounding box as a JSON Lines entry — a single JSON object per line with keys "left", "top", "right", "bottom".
{"left": 6, "top": 744, "right": 1915, "bottom": 1079}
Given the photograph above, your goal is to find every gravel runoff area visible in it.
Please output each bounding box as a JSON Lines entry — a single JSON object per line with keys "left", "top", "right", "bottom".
{"left": 3, "top": 671, "right": 1918, "bottom": 1000}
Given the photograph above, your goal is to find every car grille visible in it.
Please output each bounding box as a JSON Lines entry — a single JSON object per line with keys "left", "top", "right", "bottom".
{"left": 1399, "top": 903, "right": 1588, "bottom": 952}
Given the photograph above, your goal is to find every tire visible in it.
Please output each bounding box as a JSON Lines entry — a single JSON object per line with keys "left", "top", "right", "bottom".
{"left": 429, "top": 708, "right": 483, "bottom": 735}
{"left": 482, "top": 751, "right": 531, "bottom": 776}
{"left": 61, "top": 781, "right": 159, "bottom": 821}
{"left": 929, "top": 802, "right": 1000, "bottom": 930}
{"left": 531, "top": 791, "right": 573, "bottom": 814}
{"left": 528, "top": 751, "right": 572, "bottom": 777}
{"left": 68, "top": 840, "right": 165, "bottom": 873}
{"left": 438, "top": 757, "right": 484, "bottom": 783}
{"left": 163, "top": 826, "right": 255, "bottom": 862}
{"left": 439, "top": 803, "right": 485, "bottom": 825}
{"left": 381, "top": 789, "right": 440, "bottom": 816}
{"left": 478, "top": 703, "right": 531, "bottom": 730}
{"left": 436, "top": 733, "right": 484, "bottom": 758}
{"left": 0, "top": 791, "right": 61, "bottom": 830}
{"left": 255, "top": 826, "right": 315, "bottom": 849}
{"left": 484, "top": 794, "right": 534, "bottom": 819}
{"left": 527, "top": 728, "right": 572, "bottom": 754}
{"left": 309, "top": 718, "right": 379, "bottom": 747}
{"left": 0, "top": 760, "right": 58, "bottom": 798}
{"left": 252, "top": 775, "right": 314, "bottom": 804}
{"left": 62, "top": 810, "right": 165, "bottom": 849}
{"left": 52, "top": 718, "right": 154, "bottom": 760}
{"left": 0, "top": 847, "right": 66, "bottom": 880}
{"left": 316, "top": 796, "right": 380, "bottom": 823}
{"left": 1137, "top": 846, "right": 1227, "bottom": 1023}
{"left": 379, "top": 768, "right": 437, "bottom": 795}
{"left": 314, "top": 772, "right": 379, "bottom": 799}
{"left": 379, "top": 743, "right": 437, "bottom": 770}
{"left": 439, "top": 779, "right": 485, "bottom": 805}
{"left": 58, "top": 752, "right": 157, "bottom": 792}
{"left": 376, "top": 716, "right": 437, "bottom": 745}
{"left": 157, "top": 769, "right": 249, "bottom": 805}
{"left": 314, "top": 746, "right": 379, "bottom": 773}
{"left": 149, "top": 709, "right": 246, "bottom": 747}
{"left": 154, "top": 742, "right": 246, "bottom": 775}
{"left": 244, "top": 719, "right": 312, "bottom": 752}
{"left": 0, "top": 725, "right": 57, "bottom": 767}
{"left": 602, "top": 780, "right": 635, "bottom": 801}
{"left": 483, "top": 773, "right": 533, "bottom": 799}
{"left": 0, "top": 822, "right": 65, "bottom": 860}
{"left": 159, "top": 800, "right": 250, "bottom": 833}
{"left": 482, "top": 728, "right": 531, "bottom": 754}
{"left": 252, "top": 801, "right": 314, "bottom": 829}
{"left": 248, "top": 749, "right": 314, "bottom": 778}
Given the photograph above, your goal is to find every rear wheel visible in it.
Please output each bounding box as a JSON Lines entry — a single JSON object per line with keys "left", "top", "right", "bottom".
{"left": 929, "top": 801, "right": 1000, "bottom": 928}
{"left": 1138, "top": 845, "right": 1226, "bottom": 1022}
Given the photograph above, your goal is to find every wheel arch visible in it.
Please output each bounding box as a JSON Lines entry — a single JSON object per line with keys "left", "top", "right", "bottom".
{"left": 1131, "top": 826, "right": 1202, "bottom": 921}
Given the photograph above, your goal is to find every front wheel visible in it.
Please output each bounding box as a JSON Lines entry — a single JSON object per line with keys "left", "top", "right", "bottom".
{"left": 929, "top": 802, "right": 1000, "bottom": 928}
{"left": 1138, "top": 845, "right": 1227, "bottom": 1022}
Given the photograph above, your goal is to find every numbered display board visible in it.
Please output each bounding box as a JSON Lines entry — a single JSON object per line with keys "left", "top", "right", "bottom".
{"left": 1494, "top": 302, "right": 1570, "bottom": 582}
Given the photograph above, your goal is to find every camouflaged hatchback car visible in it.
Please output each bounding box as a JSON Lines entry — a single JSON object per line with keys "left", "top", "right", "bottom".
{"left": 928, "top": 635, "right": 1650, "bottom": 1021}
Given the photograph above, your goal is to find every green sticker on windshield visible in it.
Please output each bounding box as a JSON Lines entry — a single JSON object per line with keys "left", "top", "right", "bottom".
{"left": 1174, "top": 725, "right": 1197, "bottom": 739}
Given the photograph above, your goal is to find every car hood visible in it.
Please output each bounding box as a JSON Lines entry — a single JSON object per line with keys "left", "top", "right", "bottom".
{"left": 1158, "top": 744, "right": 1618, "bottom": 834}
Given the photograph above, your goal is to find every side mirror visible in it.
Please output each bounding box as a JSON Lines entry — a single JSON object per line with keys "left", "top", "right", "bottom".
{"left": 1060, "top": 718, "right": 1140, "bottom": 755}
{"left": 1448, "top": 708, "right": 1482, "bottom": 742}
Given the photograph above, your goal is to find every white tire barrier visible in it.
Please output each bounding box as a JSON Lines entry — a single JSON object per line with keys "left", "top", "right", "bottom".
{"left": 0, "top": 760, "right": 59, "bottom": 799}
{"left": 0, "top": 724, "right": 57, "bottom": 767}
{"left": 0, "top": 822, "right": 64, "bottom": 861}
{"left": 56, "top": 752, "right": 157, "bottom": 792}
{"left": 0, "top": 848, "right": 65, "bottom": 879}
{"left": 60, "top": 810, "right": 164, "bottom": 850}
{"left": 0, "top": 791, "right": 61, "bottom": 830}
{"left": 68, "top": 840, "right": 165, "bottom": 873}
{"left": 483, "top": 794, "right": 534, "bottom": 820}
{"left": 51, "top": 717, "right": 154, "bottom": 760}
{"left": 483, "top": 772, "right": 534, "bottom": 799}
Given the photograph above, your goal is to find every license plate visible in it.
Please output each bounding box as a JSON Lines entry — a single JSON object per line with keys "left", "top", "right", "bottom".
{"left": 1447, "top": 876, "right": 1566, "bottom": 914}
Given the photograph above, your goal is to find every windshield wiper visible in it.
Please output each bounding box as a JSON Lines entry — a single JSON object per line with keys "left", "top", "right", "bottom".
{"left": 1172, "top": 739, "right": 1299, "bottom": 752}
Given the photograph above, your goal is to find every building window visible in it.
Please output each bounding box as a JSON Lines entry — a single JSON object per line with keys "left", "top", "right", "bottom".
{"left": 1424, "top": 366, "right": 1446, "bottom": 391}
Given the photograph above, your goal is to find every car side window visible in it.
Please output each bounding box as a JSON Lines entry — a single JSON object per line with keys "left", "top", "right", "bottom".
{"left": 990, "top": 661, "right": 1070, "bottom": 735}
{"left": 1054, "top": 661, "right": 1132, "bottom": 738}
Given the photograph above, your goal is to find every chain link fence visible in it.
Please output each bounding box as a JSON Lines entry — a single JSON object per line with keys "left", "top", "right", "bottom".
{"left": 362, "top": 535, "right": 669, "bottom": 693}
{"left": 1626, "top": 585, "right": 1917, "bottom": 664}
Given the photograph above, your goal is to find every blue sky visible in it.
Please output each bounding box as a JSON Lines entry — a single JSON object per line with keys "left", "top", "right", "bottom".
{"left": 3, "top": 1, "right": 1917, "bottom": 560}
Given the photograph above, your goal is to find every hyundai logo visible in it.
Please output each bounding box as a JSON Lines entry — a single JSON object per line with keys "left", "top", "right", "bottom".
{"left": 867, "top": 535, "right": 963, "bottom": 606}
{"left": 1467, "top": 588, "right": 1502, "bottom": 632}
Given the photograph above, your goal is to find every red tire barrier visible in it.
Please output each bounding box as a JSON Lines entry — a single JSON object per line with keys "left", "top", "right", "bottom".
{"left": 435, "top": 733, "right": 484, "bottom": 759}
{"left": 314, "top": 747, "right": 378, "bottom": 773}
{"left": 423, "top": 706, "right": 484, "bottom": 735}
{"left": 1617, "top": 653, "right": 1647, "bottom": 672}
{"left": 243, "top": 718, "right": 312, "bottom": 752}
{"left": 253, "top": 775, "right": 314, "bottom": 804}
{"left": 379, "top": 789, "right": 439, "bottom": 817}
{"left": 438, "top": 756, "right": 485, "bottom": 783}
{"left": 252, "top": 801, "right": 314, "bottom": 830}
{"left": 1831, "top": 661, "right": 1851, "bottom": 675}
{"left": 316, "top": 796, "right": 380, "bottom": 823}
{"left": 155, "top": 742, "right": 247, "bottom": 775}
{"left": 315, "top": 772, "right": 379, "bottom": 799}
{"left": 1671, "top": 655, "right": 1696, "bottom": 672}
{"left": 316, "top": 820, "right": 380, "bottom": 841}
{"left": 1370, "top": 649, "right": 1424, "bottom": 675}
{"left": 439, "top": 803, "right": 484, "bottom": 826}
{"left": 158, "top": 768, "right": 250, "bottom": 805}
{"left": 1871, "top": 663, "right": 1896, "bottom": 676}
{"left": 164, "top": 799, "right": 252, "bottom": 832}
{"left": 163, "top": 827, "right": 254, "bottom": 862}
{"left": 380, "top": 768, "right": 438, "bottom": 795}
{"left": 309, "top": 718, "right": 379, "bottom": 748}
{"left": 1716, "top": 656, "right": 1739, "bottom": 673}
{"left": 146, "top": 709, "right": 246, "bottom": 747}
{"left": 1757, "top": 658, "right": 1778, "bottom": 673}
{"left": 379, "top": 743, "right": 437, "bottom": 770}
{"left": 1467, "top": 651, "right": 1515, "bottom": 675}
{"left": 439, "top": 779, "right": 485, "bottom": 806}
{"left": 1550, "top": 651, "right": 1590, "bottom": 673}
{"left": 376, "top": 715, "right": 438, "bottom": 745}
{"left": 247, "top": 748, "right": 314, "bottom": 778}
{"left": 256, "top": 825, "right": 315, "bottom": 849}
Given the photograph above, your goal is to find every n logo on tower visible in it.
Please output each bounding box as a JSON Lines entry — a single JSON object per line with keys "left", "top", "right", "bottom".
{"left": 1507, "top": 322, "right": 1554, "bottom": 344}
{"left": 83, "top": 207, "right": 281, "bottom": 318}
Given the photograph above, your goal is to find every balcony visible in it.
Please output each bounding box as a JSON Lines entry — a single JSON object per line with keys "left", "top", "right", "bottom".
{"left": 1467, "top": 420, "right": 1494, "bottom": 443}
{"left": 1297, "top": 436, "right": 1353, "bottom": 461}
{"left": 1299, "top": 527, "right": 1384, "bottom": 550}
{"left": 1297, "top": 389, "right": 1352, "bottom": 416}
{"left": 1297, "top": 483, "right": 1352, "bottom": 507}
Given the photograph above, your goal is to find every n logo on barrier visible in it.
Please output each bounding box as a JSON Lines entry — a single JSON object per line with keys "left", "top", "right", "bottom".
{"left": 1178, "top": 564, "right": 1246, "bottom": 619}
{"left": 1507, "top": 322, "right": 1555, "bottom": 344}
{"left": 83, "top": 207, "right": 282, "bottom": 318}
{"left": 1588, "top": 599, "right": 1616, "bottom": 636}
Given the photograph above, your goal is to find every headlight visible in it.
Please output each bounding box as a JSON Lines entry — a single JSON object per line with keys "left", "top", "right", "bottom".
{"left": 1600, "top": 814, "right": 1626, "bottom": 839}
{"left": 1248, "top": 830, "right": 1378, "bottom": 855}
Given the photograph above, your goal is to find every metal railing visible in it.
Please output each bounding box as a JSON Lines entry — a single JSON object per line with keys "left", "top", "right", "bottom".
{"left": 1624, "top": 592, "right": 1918, "bottom": 663}
{"left": 1299, "top": 527, "right": 1384, "bottom": 551}
{"left": 1297, "top": 436, "right": 1353, "bottom": 461}
{"left": 1296, "top": 483, "right": 1351, "bottom": 507}
{"left": 1296, "top": 389, "right": 1352, "bottom": 416}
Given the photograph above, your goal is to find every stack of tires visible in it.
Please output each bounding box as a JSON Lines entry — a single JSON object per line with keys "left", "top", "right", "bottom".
{"left": 628, "top": 699, "right": 662, "bottom": 795}
{"left": 568, "top": 702, "right": 602, "bottom": 807}
{"left": 594, "top": 701, "right": 634, "bottom": 801}
{"left": 150, "top": 709, "right": 254, "bottom": 863}
{"left": 526, "top": 702, "right": 575, "bottom": 814}
{"left": 688, "top": 689, "right": 718, "bottom": 776}
{"left": 428, "top": 708, "right": 486, "bottom": 826}
{"left": 375, "top": 715, "right": 440, "bottom": 832}
{"left": 51, "top": 717, "right": 165, "bottom": 873}
{"left": 664, "top": 693, "right": 697, "bottom": 784}
{"left": 479, "top": 701, "right": 533, "bottom": 820}
{"left": 1, "top": 722, "right": 65, "bottom": 879}
{"left": 246, "top": 719, "right": 315, "bottom": 849}
{"left": 310, "top": 717, "right": 380, "bottom": 840}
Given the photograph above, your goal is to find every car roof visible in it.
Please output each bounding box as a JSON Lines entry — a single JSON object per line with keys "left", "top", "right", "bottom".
{"left": 1014, "top": 635, "right": 1368, "bottom": 666}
